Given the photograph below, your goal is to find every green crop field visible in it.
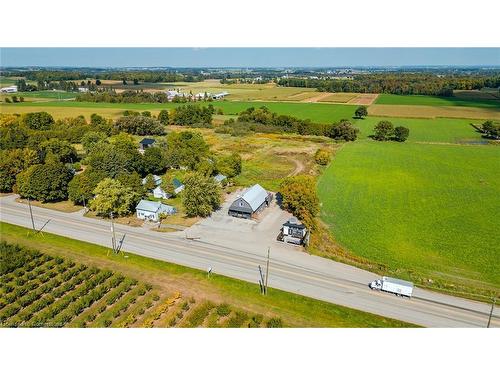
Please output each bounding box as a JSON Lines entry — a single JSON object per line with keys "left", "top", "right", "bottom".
{"left": 0, "top": 100, "right": 356, "bottom": 123}
{"left": 318, "top": 140, "right": 500, "bottom": 289}
{"left": 353, "top": 116, "right": 485, "bottom": 143}
{"left": 375, "top": 93, "right": 500, "bottom": 109}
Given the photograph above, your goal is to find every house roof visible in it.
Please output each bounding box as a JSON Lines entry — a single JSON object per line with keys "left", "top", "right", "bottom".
{"left": 241, "top": 184, "right": 268, "bottom": 212}
{"left": 283, "top": 218, "right": 306, "bottom": 230}
{"left": 139, "top": 138, "right": 156, "bottom": 145}
{"left": 173, "top": 178, "right": 183, "bottom": 189}
{"left": 136, "top": 199, "right": 175, "bottom": 213}
{"left": 214, "top": 174, "right": 227, "bottom": 183}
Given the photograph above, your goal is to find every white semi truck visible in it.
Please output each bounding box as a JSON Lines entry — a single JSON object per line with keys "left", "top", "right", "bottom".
{"left": 369, "top": 276, "right": 414, "bottom": 298}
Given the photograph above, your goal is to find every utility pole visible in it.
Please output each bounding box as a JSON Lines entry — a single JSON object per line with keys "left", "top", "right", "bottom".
{"left": 110, "top": 212, "right": 117, "bottom": 253}
{"left": 27, "top": 197, "right": 36, "bottom": 232}
{"left": 487, "top": 297, "right": 496, "bottom": 328}
{"left": 264, "top": 247, "right": 270, "bottom": 295}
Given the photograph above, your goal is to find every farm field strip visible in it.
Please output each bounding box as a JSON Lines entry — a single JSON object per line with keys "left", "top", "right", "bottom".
{"left": 0, "top": 99, "right": 357, "bottom": 123}
{"left": 375, "top": 93, "right": 500, "bottom": 108}
{"left": 317, "top": 140, "right": 500, "bottom": 292}
{"left": 368, "top": 104, "right": 500, "bottom": 120}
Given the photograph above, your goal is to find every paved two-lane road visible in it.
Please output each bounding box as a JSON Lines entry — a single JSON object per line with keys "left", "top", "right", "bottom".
{"left": 1, "top": 195, "right": 498, "bottom": 327}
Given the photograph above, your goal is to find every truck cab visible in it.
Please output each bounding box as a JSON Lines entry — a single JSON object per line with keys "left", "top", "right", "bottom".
{"left": 370, "top": 279, "right": 382, "bottom": 290}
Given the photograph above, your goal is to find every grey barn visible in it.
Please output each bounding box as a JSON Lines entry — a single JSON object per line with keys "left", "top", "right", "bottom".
{"left": 228, "top": 184, "right": 272, "bottom": 219}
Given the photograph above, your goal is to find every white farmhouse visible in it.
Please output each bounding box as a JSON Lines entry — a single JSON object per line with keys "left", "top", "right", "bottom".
{"left": 135, "top": 200, "right": 176, "bottom": 222}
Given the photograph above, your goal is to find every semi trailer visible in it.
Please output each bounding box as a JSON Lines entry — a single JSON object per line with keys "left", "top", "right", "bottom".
{"left": 369, "top": 276, "right": 414, "bottom": 297}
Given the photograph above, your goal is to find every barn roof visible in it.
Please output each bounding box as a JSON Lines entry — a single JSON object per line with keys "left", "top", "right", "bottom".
{"left": 241, "top": 184, "right": 268, "bottom": 212}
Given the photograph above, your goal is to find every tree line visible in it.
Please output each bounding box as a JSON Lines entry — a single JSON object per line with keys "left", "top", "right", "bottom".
{"left": 217, "top": 106, "right": 359, "bottom": 141}
{"left": 277, "top": 73, "right": 500, "bottom": 96}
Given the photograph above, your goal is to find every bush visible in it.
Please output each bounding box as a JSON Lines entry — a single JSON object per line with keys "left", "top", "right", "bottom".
{"left": 226, "top": 311, "right": 248, "bottom": 328}
{"left": 248, "top": 314, "right": 264, "bottom": 328}
{"left": 266, "top": 317, "right": 283, "bottom": 328}
{"left": 394, "top": 126, "right": 410, "bottom": 142}
{"left": 314, "top": 149, "right": 330, "bottom": 165}
{"left": 216, "top": 303, "right": 231, "bottom": 317}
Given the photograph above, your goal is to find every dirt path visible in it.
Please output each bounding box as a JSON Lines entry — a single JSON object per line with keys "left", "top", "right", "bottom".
{"left": 301, "top": 92, "right": 334, "bottom": 103}
{"left": 287, "top": 157, "right": 305, "bottom": 176}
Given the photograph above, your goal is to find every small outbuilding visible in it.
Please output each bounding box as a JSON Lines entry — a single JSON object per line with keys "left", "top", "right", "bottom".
{"left": 135, "top": 199, "right": 176, "bottom": 222}
{"left": 153, "top": 186, "right": 171, "bottom": 199}
{"left": 139, "top": 138, "right": 156, "bottom": 151}
{"left": 172, "top": 178, "right": 185, "bottom": 195}
{"left": 213, "top": 173, "right": 227, "bottom": 184}
{"left": 279, "top": 217, "right": 307, "bottom": 245}
{"left": 228, "top": 184, "right": 272, "bottom": 219}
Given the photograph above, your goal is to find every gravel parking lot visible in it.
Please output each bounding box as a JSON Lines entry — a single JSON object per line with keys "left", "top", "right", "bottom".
{"left": 184, "top": 190, "right": 300, "bottom": 253}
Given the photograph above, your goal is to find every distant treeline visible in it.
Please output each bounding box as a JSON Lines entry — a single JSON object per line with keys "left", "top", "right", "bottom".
{"left": 278, "top": 73, "right": 500, "bottom": 96}
{"left": 4, "top": 70, "right": 203, "bottom": 84}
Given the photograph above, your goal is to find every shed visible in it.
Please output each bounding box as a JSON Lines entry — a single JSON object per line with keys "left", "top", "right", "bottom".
{"left": 153, "top": 186, "right": 171, "bottom": 199}
{"left": 213, "top": 173, "right": 227, "bottom": 184}
{"left": 228, "top": 184, "right": 272, "bottom": 219}
{"left": 136, "top": 199, "right": 176, "bottom": 222}
{"left": 172, "top": 178, "right": 185, "bottom": 194}
{"left": 139, "top": 138, "right": 156, "bottom": 150}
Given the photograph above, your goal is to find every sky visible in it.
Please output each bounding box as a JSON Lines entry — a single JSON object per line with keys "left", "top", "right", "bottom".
{"left": 1, "top": 48, "right": 499, "bottom": 68}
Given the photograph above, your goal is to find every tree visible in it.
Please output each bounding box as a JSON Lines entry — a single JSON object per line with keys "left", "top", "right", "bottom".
{"left": 373, "top": 121, "right": 394, "bottom": 141}
{"left": 116, "top": 171, "right": 145, "bottom": 202}
{"left": 39, "top": 138, "right": 78, "bottom": 163}
{"left": 165, "top": 131, "right": 209, "bottom": 170}
{"left": 16, "top": 162, "right": 73, "bottom": 202}
{"left": 143, "top": 174, "right": 157, "bottom": 191}
{"left": 481, "top": 120, "right": 500, "bottom": 139}
{"left": 182, "top": 172, "right": 221, "bottom": 217}
{"left": 142, "top": 146, "right": 167, "bottom": 175}
{"left": 81, "top": 131, "right": 107, "bottom": 154}
{"left": 114, "top": 115, "right": 165, "bottom": 135}
{"left": 86, "top": 142, "right": 132, "bottom": 178}
{"left": 170, "top": 105, "right": 213, "bottom": 126}
{"left": 95, "top": 79, "right": 101, "bottom": 86}
{"left": 328, "top": 120, "right": 359, "bottom": 141}
{"left": 355, "top": 106, "right": 368, "bottom": 119}
{"left": 314, "top": 149, "right": 330, "bottom": 165}
{"left": 158, "top": 110, "right": 169, "bottom": 125}
{"left": 21, "top": 112, "right": 54, "bottom": 130}
{"left": 216, "top": 153, "right": 242, "bottom": 178}
{"left": 90, "top": 178, "right": 137, "bottom": 217}
{"left": 141, "top": 111, "right": 151, "bottom": 117}
{"left": 0, "top": 148, "right": 39, "bottom": 192}
{"left": 0, "top": 118, "right": 28, "bottom": 150}
{"left": 279, "top": 175, "right": 319, "bottom": 230}
{"left": 68, "top": 168, "right": 106, "bottom": 205}
{"left": 394, "top": 126, "right": 410, "bottom": 142}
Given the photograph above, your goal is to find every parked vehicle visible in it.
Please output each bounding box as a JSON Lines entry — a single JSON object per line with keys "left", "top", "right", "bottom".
{"left": 369, "top": 276, "right": 414, "bottom": 297}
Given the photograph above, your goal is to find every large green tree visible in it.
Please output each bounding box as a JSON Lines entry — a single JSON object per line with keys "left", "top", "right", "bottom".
{"left": 21, "top": 112, "right": 54, "bottom": 130}
{"left": 0, "top": 148, "right": 39, "bottom": 192}
{"left": 328, "top": 120, "right": 359, "bottom": 141}
{"left": 81, "top": 131, "right": 107, "bottom": 155}
{"left": 114, "top": 115, "right": 165, "bottom": 135}
{"left": 68, "top": 168, "right": 107, "bottom": 205}
{"left": 216, "top": 153, "right": 242, "bottom": 178}
{"left": 39, "top": 138, "right": 78, "bottom": 163}
{"left": 279, "top": 175, "right": 319, "bottom": 230}
{"left": 158, "top": 110, "right": 170, "bottom": 125}
{"left": 354, "top": 106, "right": 368, "bottom": 119}
{"left": 16, "top": 162, "right": 73, "bottom": 202}
{"left": 165, "top": 131, "right": 209, "bottom": 170}
{"left": 90, "top": 178, "right": 138, "bottom": 216}
{"left": 373, "top": 121, "right": 394, "bottom": 141}
{"left": 142, "top": 146, "right": 167, "bottom": 175}
{"left": 394, "top": 126, "right": 410, "bottom": 142}
{"left": 182, "top": 172, "right": 221, "bottom": 217}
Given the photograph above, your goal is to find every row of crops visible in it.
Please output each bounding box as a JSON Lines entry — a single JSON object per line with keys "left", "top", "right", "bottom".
{"left": 0, "top": 242, "right": 283, "bottom": 328}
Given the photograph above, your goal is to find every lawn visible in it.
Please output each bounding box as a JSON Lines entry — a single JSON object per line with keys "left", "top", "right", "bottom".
{"left": 375, "top": 93, "right": 500, "bottom": 109}
{"left": 0, "top": 100, "right": 356, "bottom": 123}
{"left": 0, "top": 222, "right": 414, "bottom": 327}
{"left": 317, "top": 140, "right": 500, "bottom": 290}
